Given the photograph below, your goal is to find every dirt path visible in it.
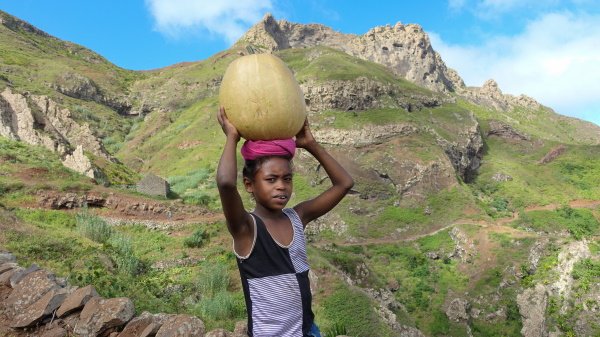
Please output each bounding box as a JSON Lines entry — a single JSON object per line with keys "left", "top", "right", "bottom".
{"left": 319, "top": 199, "right": 598, "bottom": 248}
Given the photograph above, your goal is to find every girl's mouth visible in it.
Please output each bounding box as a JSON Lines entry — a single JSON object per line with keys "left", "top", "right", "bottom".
{"left": 274, "top": 194, "right": 288, "bottom": 200}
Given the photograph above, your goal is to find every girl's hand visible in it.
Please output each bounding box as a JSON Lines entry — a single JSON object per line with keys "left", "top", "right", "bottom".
{"left": 295, "top": 118, "right": 316, "bottom": 149}
{"left": 217, "top": 107, "right": 240, "bottom": 141}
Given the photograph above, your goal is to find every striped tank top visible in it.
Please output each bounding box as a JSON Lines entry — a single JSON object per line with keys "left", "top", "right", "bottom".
{"left": 234, "top": 208, "right": 314, "bottom": 337}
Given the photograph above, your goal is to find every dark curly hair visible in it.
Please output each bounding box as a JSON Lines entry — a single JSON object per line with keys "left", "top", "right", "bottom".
{"left": 242, "top": 155, "right": 293, "bottom": 181}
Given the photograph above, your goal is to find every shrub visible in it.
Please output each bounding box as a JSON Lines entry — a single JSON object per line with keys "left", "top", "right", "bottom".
{"left": 322, "top": 250, "right": 363, "bottom": 276}
{"left": 194, "top": 263, "right": 245, "bottom": 322}
{"left": 197, "top": 264, "right": 229, "bottom": 296}
{"left": 184, "top": 228, "right": 207, "bottom": 248}
{"left": 196, "top": 290, "right": 243, "bottom": 321}
{"left": 76, "top": 211, "right": 113, "bottom": 244}
{"left": 109, "top": 233, "right": 142, "bottom": 276}
{"left": 518, "top": 206, "right": 599, "bottom": 239}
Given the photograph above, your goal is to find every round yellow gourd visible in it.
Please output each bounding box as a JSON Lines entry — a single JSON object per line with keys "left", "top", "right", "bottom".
{"left": 219, "top": 53, "right": 307, "bottom": 140}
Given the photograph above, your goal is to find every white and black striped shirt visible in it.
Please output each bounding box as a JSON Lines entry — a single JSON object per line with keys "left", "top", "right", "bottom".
{"left": 235, "top": 208, "right": 314, "bottom": 337}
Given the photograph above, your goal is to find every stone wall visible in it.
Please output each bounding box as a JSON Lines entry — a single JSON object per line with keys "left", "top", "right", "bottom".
{"left": 0, "top": 252, "right": 248, "bottom": 337}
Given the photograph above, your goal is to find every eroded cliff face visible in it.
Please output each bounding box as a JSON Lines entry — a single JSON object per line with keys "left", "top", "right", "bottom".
{"left": 300, "top": 77, "right": 448, "bottom": 113}
{"left": 53, "top": 72, "right": 132, "bottom": 115}
{"left": 517, "top": 240, "right": 597, "bottom": 337}
{"left": 0, "top": 87, "right": 112, "bottom": 178}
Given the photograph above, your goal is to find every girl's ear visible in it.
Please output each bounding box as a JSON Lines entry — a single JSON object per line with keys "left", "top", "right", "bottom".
{"left": 243, "top": 177, "right": 253, "bottom": 193}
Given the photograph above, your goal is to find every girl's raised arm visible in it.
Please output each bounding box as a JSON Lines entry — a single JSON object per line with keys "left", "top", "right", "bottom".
{"left": 293, "top": 119, "right": 354, "bottom": 227}
{"left": 216, "top": 108, "right": 253, "bottom": 246}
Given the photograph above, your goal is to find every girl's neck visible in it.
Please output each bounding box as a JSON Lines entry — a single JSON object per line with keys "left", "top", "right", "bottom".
{"left": 253, "top": 205, "right": 285, "bottom": 220}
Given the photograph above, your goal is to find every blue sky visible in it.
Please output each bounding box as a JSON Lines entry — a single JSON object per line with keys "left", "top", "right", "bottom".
{"left": 1, "top": 0, "right": 599, "bottom": 126}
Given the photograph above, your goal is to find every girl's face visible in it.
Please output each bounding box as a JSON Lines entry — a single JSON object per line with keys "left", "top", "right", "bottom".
{"left": 244, "top": 157, "right": 293, "bottom": 211}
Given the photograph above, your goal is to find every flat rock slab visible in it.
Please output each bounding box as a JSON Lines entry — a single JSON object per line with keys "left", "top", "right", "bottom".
{"left": 74, "top": 297, "right": 135, "bottom": 337}
{"left": 56, "top": 284, "right": 98, "bottom": 318}
{"left": 10, "top": 287, "right": 69, "bottom": 328}
{"left": 9, "top": 264, "right": 40, "bottom": 287}
{"left": 0, "top": 263, "right": 18, "bottom": 275}
{"left": 4, "top": 269, "right": 58, "bottom": 316}
{"left": 118, "top": 312, "right": 174, "bottom": 337}
{"left": 40, "top": 326, "right": 68, "bottom": 337}
{"left": 0, "top": 267, "right": 21, "bottom": 286}
{"left": 155, "top": 314, "right": 205, "bottom": 337}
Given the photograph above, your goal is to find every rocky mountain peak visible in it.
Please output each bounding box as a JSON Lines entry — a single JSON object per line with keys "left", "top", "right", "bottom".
{"left": 238, "top": 15, "right": 548, "bottom": 113}
{"left": 482, "top": 79, "right": 500, "bottom": 93}
{"left": 238, "top": 15, "right": 463, "bottom": 93}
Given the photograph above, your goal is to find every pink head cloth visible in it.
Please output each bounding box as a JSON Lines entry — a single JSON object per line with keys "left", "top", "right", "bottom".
{"left": 240, "top": 139, "right": 296, "bottom": 161}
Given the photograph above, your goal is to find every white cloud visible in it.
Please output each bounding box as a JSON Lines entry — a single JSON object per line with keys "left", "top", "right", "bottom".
{"left": 449, "top": 0, "right": 581, "bottom": 18}
{"left": 145, "top": 0, "right": 273, "bottom": 43}
{"left": 430, "top": 11, "right": 600, "bottom": 125}
{"left": 448, "top": 0, "right": 468, "bottom": 11}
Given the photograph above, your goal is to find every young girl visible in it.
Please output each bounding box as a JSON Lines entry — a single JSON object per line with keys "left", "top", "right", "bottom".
{"left": 216, "top": 107, "right": 354, "bottom": 337}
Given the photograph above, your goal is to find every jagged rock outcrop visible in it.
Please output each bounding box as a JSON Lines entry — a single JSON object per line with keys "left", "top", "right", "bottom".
{"left": 0, "top": 87, "right": 113, "bottom": 178}
{"left": 53, "top": 72, "right": 132, "bottom": 115}
{"left": 517, "top": 284, "right": 548, "bottom": 337}
{"left": 62, "top": 145, "right": 96, "bottom": 178}
{"left": 487, "top": 120, "right": 530, "bottom": 140}
{"left": 239, "top": 14, "right": 462, "bottom": 93}
{"left": 426, "top": 112, "right": 484, "bottom": 182}
{"left": 517, "top": 240, "right": 594, "bottom": 337}
{"left": 538, "top": 145, "right": 567, "bottom": 164}
{"left": 445, "top": 297, "right": 470, "bottom": 323}
{"left": 239, "top": 14, "right": 546, "bottom": 114}
{"left": 551, "top": 240, "right": 590, "bottom": 305}
{"left": 314, "top": 123, "right": 418, "bottom": 146}
{"left": 459, "top": 79, "right": 542, "bottom": 112}
{"left": 449, "top": 227, "right": 476, "bottom": 263}
{"left": 300, "top": 77, "right": 445, "bottom": 112}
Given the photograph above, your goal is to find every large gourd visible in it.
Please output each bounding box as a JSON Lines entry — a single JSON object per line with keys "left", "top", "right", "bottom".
{"left": 219, "top": 53, "right": 307, "bottom": 140}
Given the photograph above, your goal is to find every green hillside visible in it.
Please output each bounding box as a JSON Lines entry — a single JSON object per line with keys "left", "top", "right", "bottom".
{"left": 1, "top": 10, "right": 599, "bottom": 337}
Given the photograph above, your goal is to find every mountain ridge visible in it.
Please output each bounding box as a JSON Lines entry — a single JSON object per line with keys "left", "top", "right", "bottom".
{"left": 1, "top": 9, "right": 600, "bottom": 337}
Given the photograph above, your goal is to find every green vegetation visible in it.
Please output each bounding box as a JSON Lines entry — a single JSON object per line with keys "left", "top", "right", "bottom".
{"left": 77, "top": 211, "right": 114, "bottom": 244}
{"left": 323, "top": 286, "right": 393, "bottom": 337}
{"left": 4, "top": 207, "right": 245, "bottom": 329}
{"left": 517, "top": 206, "right": 600, "bottom": 239}
{"left": 278, "top": 46, "right": 399, "bottom": 84}
{"left": 2, "top": 12, "right": 600, "bottom": 335}
{"left": 192, "top": 263, "right": 245, "bottom": 328}
{"left": 0, "top": 137, "right": 95, "bottom": 206}
{"left": 366, "top": 186, "right": 478, "bottom": 239}
{"left": 168, "top": 167, "right": 218, "bottom": 207}
{"left": 184, "top": 228, "right": 207, "bottom": 248}
{"left": 521, "top": 241, "right": 561, "bottom": 287}
{"left": 473, "top": 137, "right": 600, "bottom": 209}
{"left": 572, "top": 258, "right": 600, "bottom": 293}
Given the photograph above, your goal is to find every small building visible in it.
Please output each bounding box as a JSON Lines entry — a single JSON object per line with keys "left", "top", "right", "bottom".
{"left": 136, "top": 173, "right": 170, "bottom": 197}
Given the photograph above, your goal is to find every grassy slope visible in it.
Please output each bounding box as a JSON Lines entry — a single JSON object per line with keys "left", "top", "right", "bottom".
{"left": 2, "top": 13, "right": 600, "bottom": 336}
{"left": 0, "top": 11, "right": 142, "bottom": 161}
